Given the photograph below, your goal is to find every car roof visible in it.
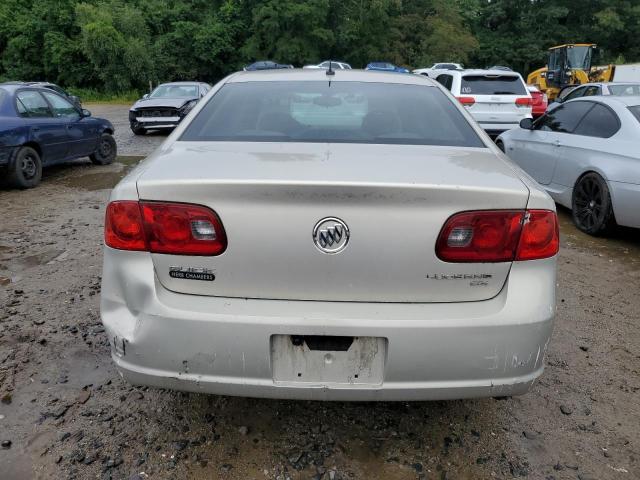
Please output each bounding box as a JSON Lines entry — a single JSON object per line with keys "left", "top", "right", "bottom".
{"left": 0, "top": 83, "right": 52, "bottom": 93}
{"left": 567, "top": 95, "right": 640, "bottom": 108}
{"left": 226, "top": 68, "right": 437, "bottom": 86}
{"left": 457, "top": 69, "right": 522, "bottom": 77}
{"left": 579, "top": 82, "right": 640, "bottom": 87}
{"left": 158, "top": 81, "right": 202, "bottom": 86}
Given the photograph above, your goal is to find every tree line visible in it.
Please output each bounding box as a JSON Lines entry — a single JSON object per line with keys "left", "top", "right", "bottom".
{"left": 0, "top": 0, "right": 638, "bottom": 92}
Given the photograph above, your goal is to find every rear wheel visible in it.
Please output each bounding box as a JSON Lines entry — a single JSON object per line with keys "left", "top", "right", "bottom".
{"left": 7, "top": 146, "right": 42, "bottom": 189}
{"left": 90, "top": 133, "right": 117, "bottom": 165}
{"left": 572, "top": 172, "right": 615, "bottom": 235}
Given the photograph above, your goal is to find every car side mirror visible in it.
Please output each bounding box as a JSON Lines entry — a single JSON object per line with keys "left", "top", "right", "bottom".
{"left": 519, "top": 118, "right": 533, "bottom": 130}
{"left": 142, "top": 93, "right": 149, "bottom": 100}
{"left": 81, "top": 109, "right": 91, "bottom": 117}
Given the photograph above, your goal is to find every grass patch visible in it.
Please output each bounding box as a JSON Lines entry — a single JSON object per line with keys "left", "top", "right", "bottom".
{"left": 68, "top": 88, "right": 142, "bottom": 104}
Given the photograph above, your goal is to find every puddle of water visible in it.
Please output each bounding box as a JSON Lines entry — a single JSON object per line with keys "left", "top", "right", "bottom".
{"left": 0, "top": 249, "right": 66, "bottom": 277}
{"left": 60, "top": 156, "right": 144, "bottom": 191}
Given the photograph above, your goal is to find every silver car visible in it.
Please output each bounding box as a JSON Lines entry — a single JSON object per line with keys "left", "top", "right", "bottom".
{"left": 497, "top": 96, "right": 640, "bottom": 235}
{"left": 128, "top": 82, "right": 211, "bottom": 135}
{"left": 101, "top": 69, "right": 559, "bottom": 401}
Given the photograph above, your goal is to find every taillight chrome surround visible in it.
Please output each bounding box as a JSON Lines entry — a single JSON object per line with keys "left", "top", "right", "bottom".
{"left": 436, "top": 209, "right": 559, "bottom": 263}
{"left": 105, "top": 201, "right": 227, "bottom": 256}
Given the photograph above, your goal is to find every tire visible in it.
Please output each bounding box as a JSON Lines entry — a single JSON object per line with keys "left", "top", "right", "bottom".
{"left": 130, "top": 123, "right": 146, "bottom": 135}
{"left": 6, "top": 146, "right": 42, "bottom": 189}
{"left": 571, "top": 172, "right": 615, "bottom": 236}
{"left": 90, "top": 133, "right": 117, "bottom": 165}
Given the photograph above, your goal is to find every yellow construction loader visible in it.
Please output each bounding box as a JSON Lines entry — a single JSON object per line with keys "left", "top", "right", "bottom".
{"left": 527, "top": 44, "right": 617, "bottom": 101}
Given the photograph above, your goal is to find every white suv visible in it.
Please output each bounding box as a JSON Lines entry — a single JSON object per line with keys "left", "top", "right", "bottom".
{"left": 435, "top": 69, "right": 532, "bottom": 137}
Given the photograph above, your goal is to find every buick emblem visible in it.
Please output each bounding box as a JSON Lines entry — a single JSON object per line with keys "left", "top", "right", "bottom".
{"left": 313, "top": 217, "right": 350, "bottom": 254}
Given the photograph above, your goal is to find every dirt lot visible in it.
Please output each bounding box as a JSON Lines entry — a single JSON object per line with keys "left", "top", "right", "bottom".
{"left": 1, "top": 104, "right": 639, "bottom": 480}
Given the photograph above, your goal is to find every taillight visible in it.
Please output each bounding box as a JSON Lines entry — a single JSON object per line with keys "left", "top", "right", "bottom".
{"left": 515, "top": 97, "right": 532, "bottom": 107}
{"left": 105, "top": 201, "right": 227, "bottom": 256}
{"left": 105, "top": 201, "right": 146, "bottom": 251}
{"left": 456, "top": 96, "right": 475, "bottom": 107}
{"left": 516, "top": 210, "right": 559, "bottom": 260}
{"left": 436, "top": 210, "right": 558, "bottom": 263}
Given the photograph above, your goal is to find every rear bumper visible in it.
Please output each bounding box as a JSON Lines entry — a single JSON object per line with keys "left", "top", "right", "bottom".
{"left": 609, "top": 180, "right": 640, "bottom": 229}
{"left": 101, "top": 248, "right": 556, "bottom": 401}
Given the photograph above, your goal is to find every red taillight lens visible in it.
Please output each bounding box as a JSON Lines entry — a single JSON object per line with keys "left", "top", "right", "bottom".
{"left": 516, "top": 210, "right": 559, "bottom": 260}
{"left": 516, "top": 97, "right": 532, "bottom": 107}
{"left": 436, "top": 210, "right": 524, "bottom": 262}
{"left": 436, "top": 210, "right": 558, "bottom": 263}
{"left": 456, "top": 96, "right": 475, "bottom": 106}
{"left": 105, "top": 201, "right": 146, "bottom": 251}
{"left": 105, "top": 201, "right": 227, "bottom": 256}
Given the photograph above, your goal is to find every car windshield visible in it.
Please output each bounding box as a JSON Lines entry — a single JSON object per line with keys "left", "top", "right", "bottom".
{"left": 435, "top": 64, "right": 458, "bottom": 69}
{"left": 460, "top": 75, "right": 527, "bottom": 95}
{"left": 150, "top": 85, "right": 198, "bottom": 98}
{"left": 628, "top": 106, "right": 640, "bottom": 124}
{"left": 180, "top": 81, "right": 485, "bottom": 147}
{"left": 608, "top": 84, "right": 640, "bottom": 96}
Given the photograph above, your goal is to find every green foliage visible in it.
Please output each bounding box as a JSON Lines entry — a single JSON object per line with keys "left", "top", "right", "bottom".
{"left": 66, "top": 87, "right": 141, "bottom": 103}
{"left": 0, "top": 0, "right": 639, "bottom": 94}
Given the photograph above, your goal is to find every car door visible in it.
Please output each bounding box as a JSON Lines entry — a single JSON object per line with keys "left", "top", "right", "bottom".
{"left": 41, "top": 91, "right": 98, "bottom": 158}
{"left": 551, "top": 102, "right": 620, "bottom": 187}
{"left": 15, "top": 90, "right": 69, "bottom": 164}
{"left": 509, "top": 102, "right": 593, "bottom": 185}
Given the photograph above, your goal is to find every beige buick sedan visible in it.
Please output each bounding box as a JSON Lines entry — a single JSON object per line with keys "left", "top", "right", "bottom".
{"left": 101, "top": 69, "right": 558, "bottom": 401}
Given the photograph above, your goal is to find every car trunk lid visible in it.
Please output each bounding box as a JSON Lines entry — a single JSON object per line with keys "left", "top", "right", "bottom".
{"left": 136, "top": 142, "right": 529, "bottom": 303}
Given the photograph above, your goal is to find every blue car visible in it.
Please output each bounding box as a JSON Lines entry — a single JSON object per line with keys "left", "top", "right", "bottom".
{"left": 0, "top": 84, "right": 116, "bottom": 188}
{"left": 365, "top": 62, "right": 410, "bottom": 73}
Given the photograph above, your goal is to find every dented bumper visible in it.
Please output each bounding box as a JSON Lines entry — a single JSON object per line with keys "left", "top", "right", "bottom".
{"left": 100, "top": 247, "right": 555, "bottom": 401}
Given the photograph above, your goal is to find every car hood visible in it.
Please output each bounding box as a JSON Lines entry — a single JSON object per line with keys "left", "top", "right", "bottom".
{"left": 130, "top": 98, "right": 195, "bottom": 110}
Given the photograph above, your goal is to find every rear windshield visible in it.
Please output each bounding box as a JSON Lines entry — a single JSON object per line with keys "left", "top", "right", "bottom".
{"left": 180, "top": 81, "right": 485, "bottom": 147}
{"left": 460, "top": 75, "right": 527, "bottom": 95}
{"left": 608, "top": 84, "right": 640, "bottom": 96}
{"left": 629, "top": 106, "right": 640, "bottom": 123}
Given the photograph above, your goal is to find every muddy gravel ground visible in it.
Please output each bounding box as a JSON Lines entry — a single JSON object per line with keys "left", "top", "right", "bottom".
{"left": 1, "top": 105, "right": 639, "bottom": 480}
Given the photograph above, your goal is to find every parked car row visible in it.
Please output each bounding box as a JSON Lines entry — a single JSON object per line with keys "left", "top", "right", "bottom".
{"left": 0, "top": 82, "right": 116, "bottom": 188}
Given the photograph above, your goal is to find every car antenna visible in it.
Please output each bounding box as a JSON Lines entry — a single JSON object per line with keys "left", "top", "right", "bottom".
{"left": 326, "top": 60, "right": 335, "bottom": 76}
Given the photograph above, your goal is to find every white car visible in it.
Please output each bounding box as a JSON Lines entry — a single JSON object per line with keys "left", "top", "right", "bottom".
{"left": 550, "top": 82, "right": 640, "bottom": 112}
{"left": 435, "top": 69, "right": 532, "bottom": 137}
{"left": 413, "top": 63, "right": 464, "bottom": 78}
{"left": 303, "top": 60, "right": 351, "bottom": 70}
{"left": 101, "top": 69, "right": 558, "bottom": 401}
{"left": 497, "top": 96, "right": 640, "bottom": 235}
